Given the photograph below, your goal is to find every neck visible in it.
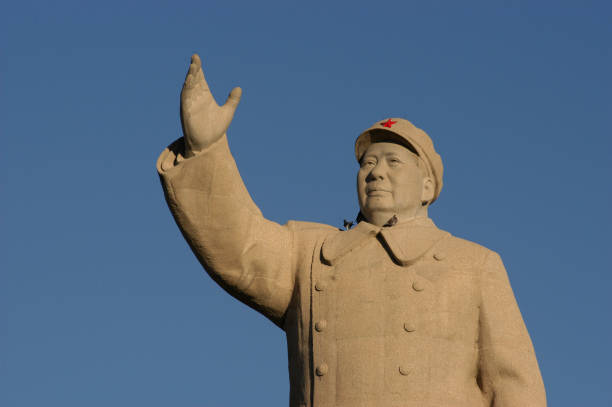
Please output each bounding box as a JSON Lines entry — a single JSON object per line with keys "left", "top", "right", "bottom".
{"left": 364, "top": 206, "right": 429, "bottom": 227}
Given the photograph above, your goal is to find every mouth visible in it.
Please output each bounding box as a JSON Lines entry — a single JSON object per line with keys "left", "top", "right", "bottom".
{"left": 366, "top": 187, "right": 391, "bottom": 196}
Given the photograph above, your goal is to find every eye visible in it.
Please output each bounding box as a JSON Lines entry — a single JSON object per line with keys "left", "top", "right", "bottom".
{"left": 360, "top": 158, "right": 377, "bottom": 168}
{"left": 387, "top": 157, "right": 402, "bottom": 167}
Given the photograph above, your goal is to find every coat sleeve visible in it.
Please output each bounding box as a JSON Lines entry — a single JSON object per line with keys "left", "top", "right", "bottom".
{"left": 478, "top": 251, "right": 547, "bottom": 406}
{"left": 157, "top": 135, "right": 295, "bottom": 328}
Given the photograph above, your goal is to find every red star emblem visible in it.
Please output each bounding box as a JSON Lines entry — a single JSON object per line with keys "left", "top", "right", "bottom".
{"left": 381, "top": 119, "right": 397, "bottom": 128}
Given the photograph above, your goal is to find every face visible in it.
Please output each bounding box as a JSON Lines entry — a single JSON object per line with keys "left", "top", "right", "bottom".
{"left": 357, "top": 142, "right": 431, "bottom": 223}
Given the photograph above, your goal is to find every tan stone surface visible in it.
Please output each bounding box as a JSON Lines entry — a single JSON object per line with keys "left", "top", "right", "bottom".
{"left": 157, "top": 54, "right": 546, "bottom": 406}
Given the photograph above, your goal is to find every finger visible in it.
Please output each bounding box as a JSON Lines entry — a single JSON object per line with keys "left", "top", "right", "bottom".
{"left": 190, "top": 54, "right": 205, "bottom": 82}
{"left": 191, "top": 53, "right": 201, "bottom": 69}
{"left": 220, "top": 87, "right": 242, "bottom": 126}
{"left": 183, "top": 53, "right": 209, "bottom": 90}
{"left": 223, "top": 86, "right": 242, "bottom": 109}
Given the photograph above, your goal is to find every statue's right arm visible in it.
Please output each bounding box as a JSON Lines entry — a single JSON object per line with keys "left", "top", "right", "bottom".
{"left": 156, "top": 55, "right": 295, "bottom": 328}
{"left": 157, "top": 135, "right": 295, "bottom": 328}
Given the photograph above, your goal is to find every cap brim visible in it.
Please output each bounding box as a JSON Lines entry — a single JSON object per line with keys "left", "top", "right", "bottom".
{"left": 355, "top": 129, "right": 420, "bottom": 162}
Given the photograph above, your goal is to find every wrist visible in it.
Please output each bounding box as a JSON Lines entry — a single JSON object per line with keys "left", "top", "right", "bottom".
{"left": 184, "top": 134, "right": 224, "bottom": 158}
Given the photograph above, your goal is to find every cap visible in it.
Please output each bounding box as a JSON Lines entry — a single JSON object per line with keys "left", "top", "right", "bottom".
{"left": 355, "top": 118, "right": 444, "bottom": 204}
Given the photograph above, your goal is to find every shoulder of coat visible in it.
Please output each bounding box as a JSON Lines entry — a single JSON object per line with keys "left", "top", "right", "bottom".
{"left": 434, "top": 233, "right": 498, "bottom": 267}
{"left": 286, "top": 220, "right": 339, "bottom": 232}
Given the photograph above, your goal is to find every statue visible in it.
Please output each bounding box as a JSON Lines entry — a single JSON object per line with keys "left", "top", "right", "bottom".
{"left": 157, "top": 54, "right": 546, "bottom": 407}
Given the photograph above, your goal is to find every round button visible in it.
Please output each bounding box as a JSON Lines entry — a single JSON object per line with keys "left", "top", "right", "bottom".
{"left": 399, "top": 365, "right": 411, "bottom": 376}
{"left": 433, "top": 252, "right": 446, "bottom": 261}
{"left": 412, "top": 280, "right": 425, "bottom": 292}
{"left": 315, "top": 320, "right": 327, "bottom": 332}
{"left": 403, "top": 322, "right": 416, "bottom": 332}
{"left": 316, "top": 363, "right": 329, "bottom": 376}
{"left": 315, "top": 281, "right": 326, "bottom": 291}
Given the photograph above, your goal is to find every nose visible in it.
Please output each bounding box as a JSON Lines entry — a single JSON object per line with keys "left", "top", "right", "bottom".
{"left": 366, "top": 161, "right": 386, "bottom": 182}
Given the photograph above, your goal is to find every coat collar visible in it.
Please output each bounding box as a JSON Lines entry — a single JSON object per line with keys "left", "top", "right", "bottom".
{"left": 321, "top": 217, "right": 449, "bottom": 267}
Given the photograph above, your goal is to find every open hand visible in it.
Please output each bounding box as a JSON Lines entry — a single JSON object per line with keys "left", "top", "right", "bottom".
{"left": 180, "top": 54, "right": 242, "bottom": 157}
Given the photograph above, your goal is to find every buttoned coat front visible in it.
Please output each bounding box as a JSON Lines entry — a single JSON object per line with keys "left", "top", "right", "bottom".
{"left": 157, "top": 136, "right": 546, "bottom": 407}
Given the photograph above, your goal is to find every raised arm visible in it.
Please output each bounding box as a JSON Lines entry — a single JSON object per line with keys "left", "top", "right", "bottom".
{"left": 477, "top": 251, "right": 546, "bottom": 406}
{"left": 157, "top": 55, "right": 295, "bottom": 327}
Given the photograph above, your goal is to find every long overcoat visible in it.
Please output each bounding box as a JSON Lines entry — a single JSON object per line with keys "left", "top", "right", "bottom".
{"left": 157, "top": 135, "right": 546, "bottom": 407}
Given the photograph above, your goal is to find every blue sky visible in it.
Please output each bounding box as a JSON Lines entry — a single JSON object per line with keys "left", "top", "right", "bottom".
{"left": 2, "top": 1, "right": 611, "bottom": 405}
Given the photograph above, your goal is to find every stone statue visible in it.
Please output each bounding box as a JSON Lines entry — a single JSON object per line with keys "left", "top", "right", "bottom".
{"left": 157, "top": 54, "right": 546, "bottom": 407}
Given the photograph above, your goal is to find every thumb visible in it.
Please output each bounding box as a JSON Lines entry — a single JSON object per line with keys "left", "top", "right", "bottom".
{"left": 223, "top": 87, "right": 242, "bottom": 110}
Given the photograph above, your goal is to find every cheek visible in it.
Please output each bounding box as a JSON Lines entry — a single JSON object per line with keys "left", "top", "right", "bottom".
{"left": 390, "top": 173, "right": 422, "bottom": 197}
{"left": 356, "top": 172, "right": 367, "bottom": 192}
{"left": 356, "top": 174, "right": 364, "bottom": 203}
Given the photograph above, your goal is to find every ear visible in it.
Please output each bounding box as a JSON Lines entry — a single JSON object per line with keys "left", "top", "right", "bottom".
{"left": 421, "top": 176, "right": 435, "bottom": 205}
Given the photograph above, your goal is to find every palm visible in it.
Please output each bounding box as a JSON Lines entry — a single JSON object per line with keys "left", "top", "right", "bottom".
{"left": 180, "top": 54, "right": 241, "bottom": 157}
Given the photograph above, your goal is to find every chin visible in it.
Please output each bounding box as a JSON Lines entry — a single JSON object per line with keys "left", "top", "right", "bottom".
{"left": 362, "top": 204, "right": 394, "bottom": 218}
{"left": 364, "top": 198, "right": 393, "bottom": 210}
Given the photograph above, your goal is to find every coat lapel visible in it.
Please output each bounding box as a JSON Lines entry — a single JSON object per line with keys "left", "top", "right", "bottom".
{"left": 321, "top": 221, "right": 380, "bottom": 265}
{"left": 321, "top": 217, "right": 448, "bottom": 267}
{"left": 379, "top": 219, "right": 449, "bottom": 266}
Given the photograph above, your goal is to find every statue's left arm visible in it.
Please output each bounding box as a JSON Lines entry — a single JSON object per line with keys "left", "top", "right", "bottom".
{"left": 478, "top": 251, "right": 547, "bottom": 406}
